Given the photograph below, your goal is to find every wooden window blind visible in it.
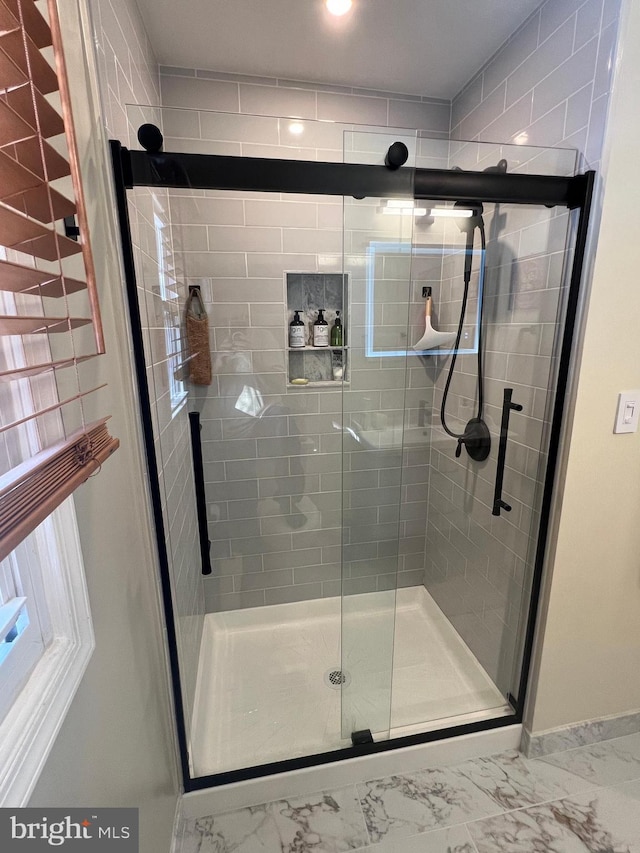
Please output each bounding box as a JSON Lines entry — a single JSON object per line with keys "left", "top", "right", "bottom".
{"left": 0, "top": 0, "right": 119, "bottom": 562}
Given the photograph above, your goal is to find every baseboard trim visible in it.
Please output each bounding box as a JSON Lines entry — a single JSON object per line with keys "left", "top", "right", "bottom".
{"left": 522, "top": 709, "right": 640, "bottom": 758}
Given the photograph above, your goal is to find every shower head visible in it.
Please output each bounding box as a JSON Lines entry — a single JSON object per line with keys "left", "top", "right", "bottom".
{"left": 445, "top": 159, "right": 507, "bottom": 231}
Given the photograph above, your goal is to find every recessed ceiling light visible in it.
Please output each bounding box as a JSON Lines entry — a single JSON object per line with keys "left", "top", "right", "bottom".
{"left": 289, "top": 122, "right": 304, "bottom": 135}
{"left": 326, "top": 0, "right": 352, "bottom": 17}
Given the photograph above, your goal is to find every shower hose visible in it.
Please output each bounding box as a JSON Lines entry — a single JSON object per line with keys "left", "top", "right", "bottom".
{"left": 439, "top": 214, "right": 487, "bottom": 441}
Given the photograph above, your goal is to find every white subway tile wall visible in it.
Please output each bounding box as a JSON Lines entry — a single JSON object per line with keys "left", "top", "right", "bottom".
{"left": 427, "top": 0, "right": 622, "bottom": 692}
{"left": 450, "top": 0, "right": 621, "bottom": 169}
{"left": 90, "top": 0, "right": 204, "bottom": 748}
{"left": 169, "top": 183, "right": 433, "bottom": 609}
{"left": 156, "top": 9, "right": 620, "bottom": 634}
{"left": 157, "top": 67, "right": 452, "bottom": 612}
{"left": 92, "top": 1, "right": 622, "bottom": 713}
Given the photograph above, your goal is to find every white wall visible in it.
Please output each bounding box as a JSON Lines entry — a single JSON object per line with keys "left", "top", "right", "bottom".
{"left": 27, "top": 2, "right": 178, "bottom": 851}
{"left": 527, "top": 0, "right": 640, "bottom": 732}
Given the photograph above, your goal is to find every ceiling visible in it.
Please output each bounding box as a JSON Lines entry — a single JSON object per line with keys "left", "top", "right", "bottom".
{"left": 136, "top": 0, "right": 543, "bottom": 100}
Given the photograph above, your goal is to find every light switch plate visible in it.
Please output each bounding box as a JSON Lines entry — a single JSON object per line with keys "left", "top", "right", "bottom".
{"left": 614, "top": 391, "right": 640, "bottom": 434}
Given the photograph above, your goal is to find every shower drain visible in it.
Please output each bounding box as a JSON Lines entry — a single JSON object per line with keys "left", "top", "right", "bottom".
{"left": 324, "top": 668, "right": 351, "bottom": 689}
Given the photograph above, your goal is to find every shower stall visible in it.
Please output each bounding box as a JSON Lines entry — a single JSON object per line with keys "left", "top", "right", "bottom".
{"left": 110, "top": 109, "right": 593, "bottom": 789}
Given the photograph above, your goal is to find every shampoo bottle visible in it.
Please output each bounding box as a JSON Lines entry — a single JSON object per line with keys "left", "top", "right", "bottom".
{"left": 313, "top": 309, "right": 329, "bottom": 347}
{"left": 289, "top": 310, "right": 305, "bottom": 348}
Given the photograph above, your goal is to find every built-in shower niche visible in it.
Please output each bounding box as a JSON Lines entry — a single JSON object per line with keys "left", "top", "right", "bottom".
{"left": 286, "top": 273, "right": 348, "bottom": 386}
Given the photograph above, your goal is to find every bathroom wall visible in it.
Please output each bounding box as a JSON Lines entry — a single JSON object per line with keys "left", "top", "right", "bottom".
{"left": 158, "top": 70, "right": 451, "bottom": 610}
{"left": 450, "top": 0, "right": 620, "bottom": 167}
{"left": 89, "top": 5, "right": 205, "bottom": 740}
{"left": 421, "top": 0, "right": 622, "bottom": 694}
{"left": 528, "top": 0, "right": 640, "bottom": 734}
{"left": 28, "top": 2, "right": 177, "bottom": 849}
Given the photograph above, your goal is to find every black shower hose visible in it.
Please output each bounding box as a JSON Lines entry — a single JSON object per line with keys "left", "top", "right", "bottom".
{"left": 439, "top": 217, "right": 487, "bottom": 439}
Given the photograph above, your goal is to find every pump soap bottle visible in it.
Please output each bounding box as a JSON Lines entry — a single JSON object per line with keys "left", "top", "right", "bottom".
{"left": 313, "top": 309, "right": 329, "bottom": 347}
{"left": 331, "top": 310, "right": 343, "bottom": 347}
{"left": 289, "top": 310, "right": 305, "bottom": 348}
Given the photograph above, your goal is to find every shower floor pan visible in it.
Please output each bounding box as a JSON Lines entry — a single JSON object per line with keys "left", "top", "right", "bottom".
{"left": 190, "top": 586, "right": 509, "bottom": 777}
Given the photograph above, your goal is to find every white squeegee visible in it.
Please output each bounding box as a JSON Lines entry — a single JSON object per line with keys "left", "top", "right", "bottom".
{"left": 413, "top": 292, "right": 457, "bottom": 351}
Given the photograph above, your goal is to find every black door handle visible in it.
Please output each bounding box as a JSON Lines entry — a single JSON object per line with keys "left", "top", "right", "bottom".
{"left": 492, "top": 388, "right": 523, "bottom": 517}
{"left": 189, "top": 411, "right": 212, "bottom": 575}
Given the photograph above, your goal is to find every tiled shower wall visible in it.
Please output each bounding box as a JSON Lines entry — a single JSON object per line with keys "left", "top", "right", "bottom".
{"left": 95, "top": 2, "right": 623, "bottom": 697}
{"left": 157, "top": 0, "right": 620, "bottom": 628}
{"left": 422, "top": 0, "right": 622, "bottom": 693}
{"left": 160, "top": 91, "right": 448, "bottom": 609}
{"left": 157, "top": 70, "right": 453, "bottom": 611}
{"left": 450, "top": 0, "right": 621, "bottom": 167}
{"left": 90, "top": 0, "right": 204, "bottom": 741}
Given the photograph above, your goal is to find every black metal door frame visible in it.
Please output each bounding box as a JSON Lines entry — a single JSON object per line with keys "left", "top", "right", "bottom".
{"left": 109, "top": 137, "right": 594, "bottom": 791}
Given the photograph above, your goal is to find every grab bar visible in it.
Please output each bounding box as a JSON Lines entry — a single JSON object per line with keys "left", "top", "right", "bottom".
{"left": 492, "top": 388, "right": 523, "bottom": 516}
{"left": 189, "top": 411, "right": 212, "bottom": 575}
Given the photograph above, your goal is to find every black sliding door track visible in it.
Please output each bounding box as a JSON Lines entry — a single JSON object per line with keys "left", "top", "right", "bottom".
{"left": 110, "top": 136, "right": 595, "bottom": 792}
{"left": 123, "top": 146, "right": 589, "bottom": 209}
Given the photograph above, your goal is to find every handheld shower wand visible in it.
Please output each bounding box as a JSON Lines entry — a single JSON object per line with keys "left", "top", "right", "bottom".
{"left": 439, "top": 202, "right": 491, "bottom": 461}
{"left": 437, "top": 158, "right": 507, "bottom": 461}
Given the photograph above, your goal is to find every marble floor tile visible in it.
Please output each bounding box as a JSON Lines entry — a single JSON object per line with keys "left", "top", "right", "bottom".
{"left": 454, "top": 749, "right": 595, "bottom": 809}
{"left": 183, "top": 786, "right": 369, "bottom": 853}
{"left": 539, "top": 731, "right": 640, "bottom": 788}
{"left": 357, "top": 749, "right": 593, "bottom": 844}
{"left": 270, "top": 786, "right": 369, "bottom": 852}
{"left": 357, "top": 765, "right": 503, "bottom": 843}
{"left": 177, "top": 757, "right": 640, "bottom": 853}
{"left": 358, "top": 825, "right": 476, "bottom": 853}
{"left": 467, "top": 778, "right": 640, "bottom": 852}
{"left": 182, "top": 803, "right": 278, "bottom": 853}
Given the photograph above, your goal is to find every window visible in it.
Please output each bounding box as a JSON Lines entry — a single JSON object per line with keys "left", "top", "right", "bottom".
{"left": 154, "top": 208, "right": 187, "bottom": 414}
{"left": 0, "top": 497, "right": 93, "bottom": 806}
{"left": 0, "top": 0, "right": 117, "bottom": 805}
{"left": 0, "top": 542, "right": 48, "bottom": 723}
{"left": 0, "top": 285, "right": 93, "bottom": 807}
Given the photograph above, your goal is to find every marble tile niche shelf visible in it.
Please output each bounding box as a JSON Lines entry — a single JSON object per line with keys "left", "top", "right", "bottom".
{"left": 286, "top": 272, "right": 348, "bottom": 387}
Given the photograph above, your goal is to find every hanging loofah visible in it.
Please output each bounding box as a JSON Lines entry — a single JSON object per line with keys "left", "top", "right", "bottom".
{"left": 186, "top": 287, "right": 212, "bottom": 385}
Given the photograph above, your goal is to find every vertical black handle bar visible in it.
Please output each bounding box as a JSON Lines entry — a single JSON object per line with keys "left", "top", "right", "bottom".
{"left": 492, "top": 388, "right": 523, "bottom": 516}
{"left": 189, "top": 411, "right": 212, "bottom": 575}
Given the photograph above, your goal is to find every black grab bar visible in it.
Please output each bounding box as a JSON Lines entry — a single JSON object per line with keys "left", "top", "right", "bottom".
{"left": 492, "top": 388, "right": 523, "bottom": 516}
{"left": 189, "top": 411, "right": 212, "bottom": 575}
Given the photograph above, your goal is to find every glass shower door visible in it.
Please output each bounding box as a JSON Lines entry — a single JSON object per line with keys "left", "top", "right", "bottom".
{"left": 418, "top": 190, "right": 576, "bottom": 717}
{"left": 340, "top": 130, "right": 417, "bottom": 740}
{"left": 340, "top": 133, "right": 579, "bottom": 741}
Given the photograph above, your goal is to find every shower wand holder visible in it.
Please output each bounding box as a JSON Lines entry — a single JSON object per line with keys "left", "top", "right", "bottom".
{"left": 455, "top": 418, "right": 491, "bottom": 462}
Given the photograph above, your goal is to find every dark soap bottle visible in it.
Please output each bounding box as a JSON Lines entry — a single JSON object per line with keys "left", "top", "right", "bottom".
{"left": 289, "top": 310, "right": 305, "bottom": 347}
{"left": 313, "top": 309, "right": 329, "bottom": 347}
